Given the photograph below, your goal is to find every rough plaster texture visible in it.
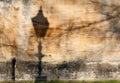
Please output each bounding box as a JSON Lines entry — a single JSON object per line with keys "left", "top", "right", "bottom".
{"left": 0, "top": 0, "right": 120, "bottom": 81}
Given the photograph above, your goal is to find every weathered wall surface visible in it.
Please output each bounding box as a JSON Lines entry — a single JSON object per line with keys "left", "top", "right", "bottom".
{"left": 1, "top": 0, "right": 120, "bottom": 81}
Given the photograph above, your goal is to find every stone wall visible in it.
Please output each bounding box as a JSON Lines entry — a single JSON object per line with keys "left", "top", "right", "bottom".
{"left": 1, "top": 60, "right": 120, "bottom": 81}
{"left": 1, "top": 0, "right": 120, "bottom": 81}
{"left": 0, "top": 62, "right": 11, "bottom": 81}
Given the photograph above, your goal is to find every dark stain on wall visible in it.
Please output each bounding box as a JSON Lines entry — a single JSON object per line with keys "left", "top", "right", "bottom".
{"left": 96, "top": 63, "right": 118, "bottom": 78}
{"left": 1, "top": 60, "right": 120, "bottom": 81}
{"left": 0, "top": 62, "right": 11, "bottom": 81}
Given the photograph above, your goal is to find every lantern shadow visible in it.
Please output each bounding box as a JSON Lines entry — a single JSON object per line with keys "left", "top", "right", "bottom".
{"left": 32, "top": 6, "right": 49, "bottom": 82}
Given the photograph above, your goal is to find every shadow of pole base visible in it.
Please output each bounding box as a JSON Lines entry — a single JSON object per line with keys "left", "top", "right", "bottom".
{"left": 35, "top": 76, "right": 47, "bottom": 81}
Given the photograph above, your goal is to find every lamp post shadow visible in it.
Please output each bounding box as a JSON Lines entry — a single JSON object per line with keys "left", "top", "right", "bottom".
{"left": 32, "top": 6, "right": 49, "bottom": 82}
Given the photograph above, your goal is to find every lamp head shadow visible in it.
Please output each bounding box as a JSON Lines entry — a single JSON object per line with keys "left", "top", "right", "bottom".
{"left": 32, "top": 6, "right": 49, "bottom": 38}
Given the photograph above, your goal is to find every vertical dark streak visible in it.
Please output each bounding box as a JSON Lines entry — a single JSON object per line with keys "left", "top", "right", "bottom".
{"left": 11, "top": 58, "right": 16, "bottom": 81}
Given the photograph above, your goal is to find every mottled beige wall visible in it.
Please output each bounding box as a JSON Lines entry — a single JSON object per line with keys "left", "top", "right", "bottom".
{"left": 0, "top": 0, "right": 120, "bottom": 64}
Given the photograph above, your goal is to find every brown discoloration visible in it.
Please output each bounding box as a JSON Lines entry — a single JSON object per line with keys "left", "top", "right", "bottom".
{"left": 1, "top": 0, "right": 120, "bottom": 80}
{"left": 46, "top": 28, "right": 62, "bottom": 37}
